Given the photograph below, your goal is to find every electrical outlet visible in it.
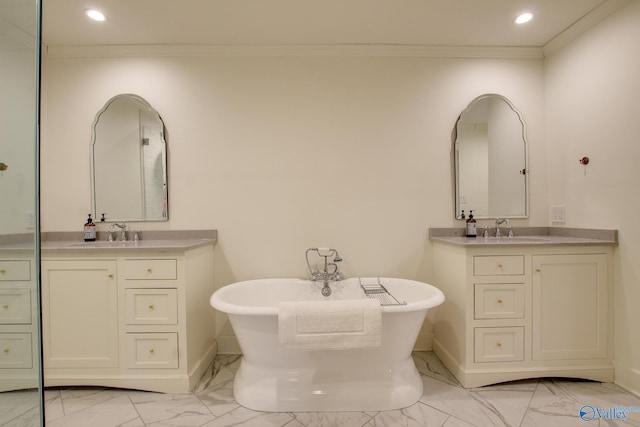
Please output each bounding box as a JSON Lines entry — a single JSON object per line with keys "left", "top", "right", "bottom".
{"left": 551, "top": 206, "right": 566, "bottom": 223}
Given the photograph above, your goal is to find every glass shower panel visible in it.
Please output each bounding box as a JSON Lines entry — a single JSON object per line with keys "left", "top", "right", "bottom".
{"left": 0, "top": 0, "right": 43, "bottom": 425}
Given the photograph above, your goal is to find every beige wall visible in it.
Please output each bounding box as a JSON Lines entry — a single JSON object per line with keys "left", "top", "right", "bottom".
{"left": 545, "top": 1, "right": 640, "bottom": 395}
{"left": 41, "top": 54, "right": 547, "bottom": 280}
{"left": 0, "top": 45, "right": 37, "bottom": 234}
{"left": 41, "top": 53, "right": 546, "bottom": 350}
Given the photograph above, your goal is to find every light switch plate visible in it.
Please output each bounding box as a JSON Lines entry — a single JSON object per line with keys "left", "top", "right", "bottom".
{"left": 551, "top": 206, "right": 566, "bottom": 223}
{"left": 25, "top": 211, "right": 35, "bottom": 229}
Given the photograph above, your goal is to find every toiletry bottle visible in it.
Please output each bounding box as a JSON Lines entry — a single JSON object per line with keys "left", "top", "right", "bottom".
{"left": 460, "top": 210, "right": 465, "bottom": 219}
{"left": 465, "top": 210, "right": 477, "bottom": 238}
{"left": 84, "top": 214, "right": 96, "bottom": 242}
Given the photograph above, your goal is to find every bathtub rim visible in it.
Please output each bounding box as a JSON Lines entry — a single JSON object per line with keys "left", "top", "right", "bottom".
{"left": 210, "top": 277, "right": 444, "bottom": 315}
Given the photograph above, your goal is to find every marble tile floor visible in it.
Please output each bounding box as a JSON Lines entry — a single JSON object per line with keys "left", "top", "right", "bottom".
{"left": 4, "top": 351, "right": 640, "bottom": 426}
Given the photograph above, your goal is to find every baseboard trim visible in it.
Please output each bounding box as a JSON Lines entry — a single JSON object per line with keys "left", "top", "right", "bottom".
{"left": 217, "top": 335, "right": 241, "bottom": 354}
{"left": 614, "top": 361, "right": 640, "bottom": 398}
{"left": 432, "top": 337, "right": 465, "bottom": 382}
{"left": 413, "top": 332, "right": 434, "bottom": 351}
{"left": 188, "top": 340, "right": 218, "bottom": 389}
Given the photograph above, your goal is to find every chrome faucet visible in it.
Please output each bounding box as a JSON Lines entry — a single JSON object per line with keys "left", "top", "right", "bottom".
{"left": 113, "top": 222, "right": 127, "bottom": 241}
{"left": 495, "top": 218, "right": 513, "bottom": 238}
{"left": 305, "top": 248, "right": 343, "bottom": 297}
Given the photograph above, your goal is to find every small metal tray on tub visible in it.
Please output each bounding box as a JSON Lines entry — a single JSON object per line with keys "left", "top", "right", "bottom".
{"left": 359, "top": 278, "right": 407, "bottom": 306}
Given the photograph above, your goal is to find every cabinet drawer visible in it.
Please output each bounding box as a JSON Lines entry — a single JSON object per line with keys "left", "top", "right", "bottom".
{"left": 126, "top": 333, "right": 178, "bottom": 369}
{"left": 0, "top": 261, "right": 31, "bottom": 281}
{"left": 125, "top": 289, "right": 178, "bottom": 325}
{"left": 124, "top": 259, "right": 177, "bottom": 280}
{"left": 474, "top": 284, "right": 525, "bottom": 319}
{"left": 474, "top": 256, "right": 524, "bottom": 276}
{"left": 0, "top": 289, "right": 31, "bottom": 324}
{"left": 0, "top": 333, "right": 33, "bottom": 368}
{"left": 474, "top": 327, "right": 524, "bottom": 363}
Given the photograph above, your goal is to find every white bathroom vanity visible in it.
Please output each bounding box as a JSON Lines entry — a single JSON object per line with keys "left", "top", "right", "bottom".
{"left": 430, "top": 227, "right": 616, "bottom": 388}
{"left": 0, "top": 244, "right": 39, "bottom": 392}
{"left": 40, "top": 233, "right": 216, "bottom": 393}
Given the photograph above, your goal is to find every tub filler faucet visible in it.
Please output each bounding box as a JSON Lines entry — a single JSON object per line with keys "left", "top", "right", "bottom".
{"left": 305, "top": 247, "right": 343, "bottom": 297}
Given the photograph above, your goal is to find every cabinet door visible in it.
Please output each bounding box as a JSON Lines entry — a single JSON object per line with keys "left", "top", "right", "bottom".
{"left": 42, "top": 260, "right": 119, "bottom": 368}
{"left": 532, "top": 254, "right": 608, "bottom": 360}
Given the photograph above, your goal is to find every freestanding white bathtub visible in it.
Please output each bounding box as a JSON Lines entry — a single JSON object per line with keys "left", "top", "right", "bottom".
{"left": 209, "top": 277, "right": 444, "bottom": 412}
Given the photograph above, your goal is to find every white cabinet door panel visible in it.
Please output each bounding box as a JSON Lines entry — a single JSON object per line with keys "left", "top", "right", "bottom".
{"left": 532, "top": 254, "right": 608, "bottom": 360}
{"left": 42, "top": 260, "right": 119, "bottom": 368}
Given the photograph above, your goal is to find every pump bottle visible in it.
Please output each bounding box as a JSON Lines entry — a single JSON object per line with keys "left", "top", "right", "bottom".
{"left": 465, "top": 210, "right": 477, "bottom": 238}
{"left": 84, "top": 214, "right": 96, "bottom": 242}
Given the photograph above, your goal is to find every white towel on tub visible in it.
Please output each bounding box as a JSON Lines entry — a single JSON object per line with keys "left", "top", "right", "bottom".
{"left": 278, "top": 299, "right": 381, "bottom": 350}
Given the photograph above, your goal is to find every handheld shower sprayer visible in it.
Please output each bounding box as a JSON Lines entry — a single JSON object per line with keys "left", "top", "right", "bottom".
{"left": 305, "top": 247, "right": 344, "bottom": 297}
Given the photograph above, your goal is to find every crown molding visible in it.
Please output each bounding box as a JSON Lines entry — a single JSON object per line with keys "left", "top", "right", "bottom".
{"left": 44, "top": 43, "right": 544, "bottom": 60}
{"left": 543, "top": 0, "right": 630, "bottom": 57}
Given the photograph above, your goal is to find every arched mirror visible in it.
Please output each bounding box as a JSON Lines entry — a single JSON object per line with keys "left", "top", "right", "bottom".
{"left": 91, "top": 94, "right": 168, "bottom": 221}
{"left": 454, "top": 94, "right": 528, "bottom": 219}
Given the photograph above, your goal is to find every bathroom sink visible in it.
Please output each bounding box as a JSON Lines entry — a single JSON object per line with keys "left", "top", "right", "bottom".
{"left": 68, "top": 241, "right": 143, "bottom": 248}
{"left": 60, "top": 239, "right": 210, "bottom": 250}
{"left": 509, "top": 236, "right": 553, "bottom": 242}
{"left": 482, "top": 236, "right": 553, "bottom": 243}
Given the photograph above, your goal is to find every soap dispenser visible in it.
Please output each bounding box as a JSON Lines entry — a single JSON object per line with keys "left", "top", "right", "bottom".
{"left": 465, "top": 210, "right": 477, "bottom": 238}
{"left": 84, "top": 214, "right": 96, "bottom": 242}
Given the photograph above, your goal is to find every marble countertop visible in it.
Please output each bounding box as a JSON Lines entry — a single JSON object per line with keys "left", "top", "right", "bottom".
{"left": 40, "top": 238, "right": 214, "bottom": 252}
{"left": 429, "top": 227, "right": 617, "bottom": 247}
{"left": 0, "top": 230, "right": 217, "bottom": 253}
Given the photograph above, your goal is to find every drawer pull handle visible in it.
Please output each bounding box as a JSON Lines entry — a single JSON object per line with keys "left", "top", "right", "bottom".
{"left": 147, "top": 268, "right": 152, "bottom": 273}
{"left": 0, "top": 269, "right": 5, "bottom": 274}
{"left": 108, "top": 274, "right": 114, "bottom": 279}
{"left": 496, "top": 342, "right": 502, "bottom": 348}
{"left": 149, "top": 349, "right": 155, "bottom": 354}
{"left": 3, "top": 348, "right": 9, "bottom": 354}
{"left": 497, "top": 299, "right": 503, "bottom": 304}
{"left": 536, "top": 268, "right": 541, "bottom": 272}
{"left": 2, "top": 304, "right": 8, "bottom": 309}
{"left": 149, "top": 304, "right": 155, "bottom": 310}
{"left": 497, "top": 264, "right": 503, "bottom": 268}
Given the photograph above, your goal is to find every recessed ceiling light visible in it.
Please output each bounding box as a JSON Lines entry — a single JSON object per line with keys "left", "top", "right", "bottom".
{"left": 85, "top": 9, "right": 106, "bottom": 22}
{"left": 514, "top": 12, "right": 533, "bottom": 25}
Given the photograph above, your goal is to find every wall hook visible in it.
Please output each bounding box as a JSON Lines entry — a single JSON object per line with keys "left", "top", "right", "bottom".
{"left": 579, "top": 156, "right": 589, "bottom": 176}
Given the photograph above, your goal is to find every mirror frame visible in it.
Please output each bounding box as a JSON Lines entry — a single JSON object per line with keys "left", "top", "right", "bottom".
{"left": 90, "top": 94, "right": 168, "bottom": 222}
{"left": 454, "top": 93, "right": 529, "bottom": 220}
